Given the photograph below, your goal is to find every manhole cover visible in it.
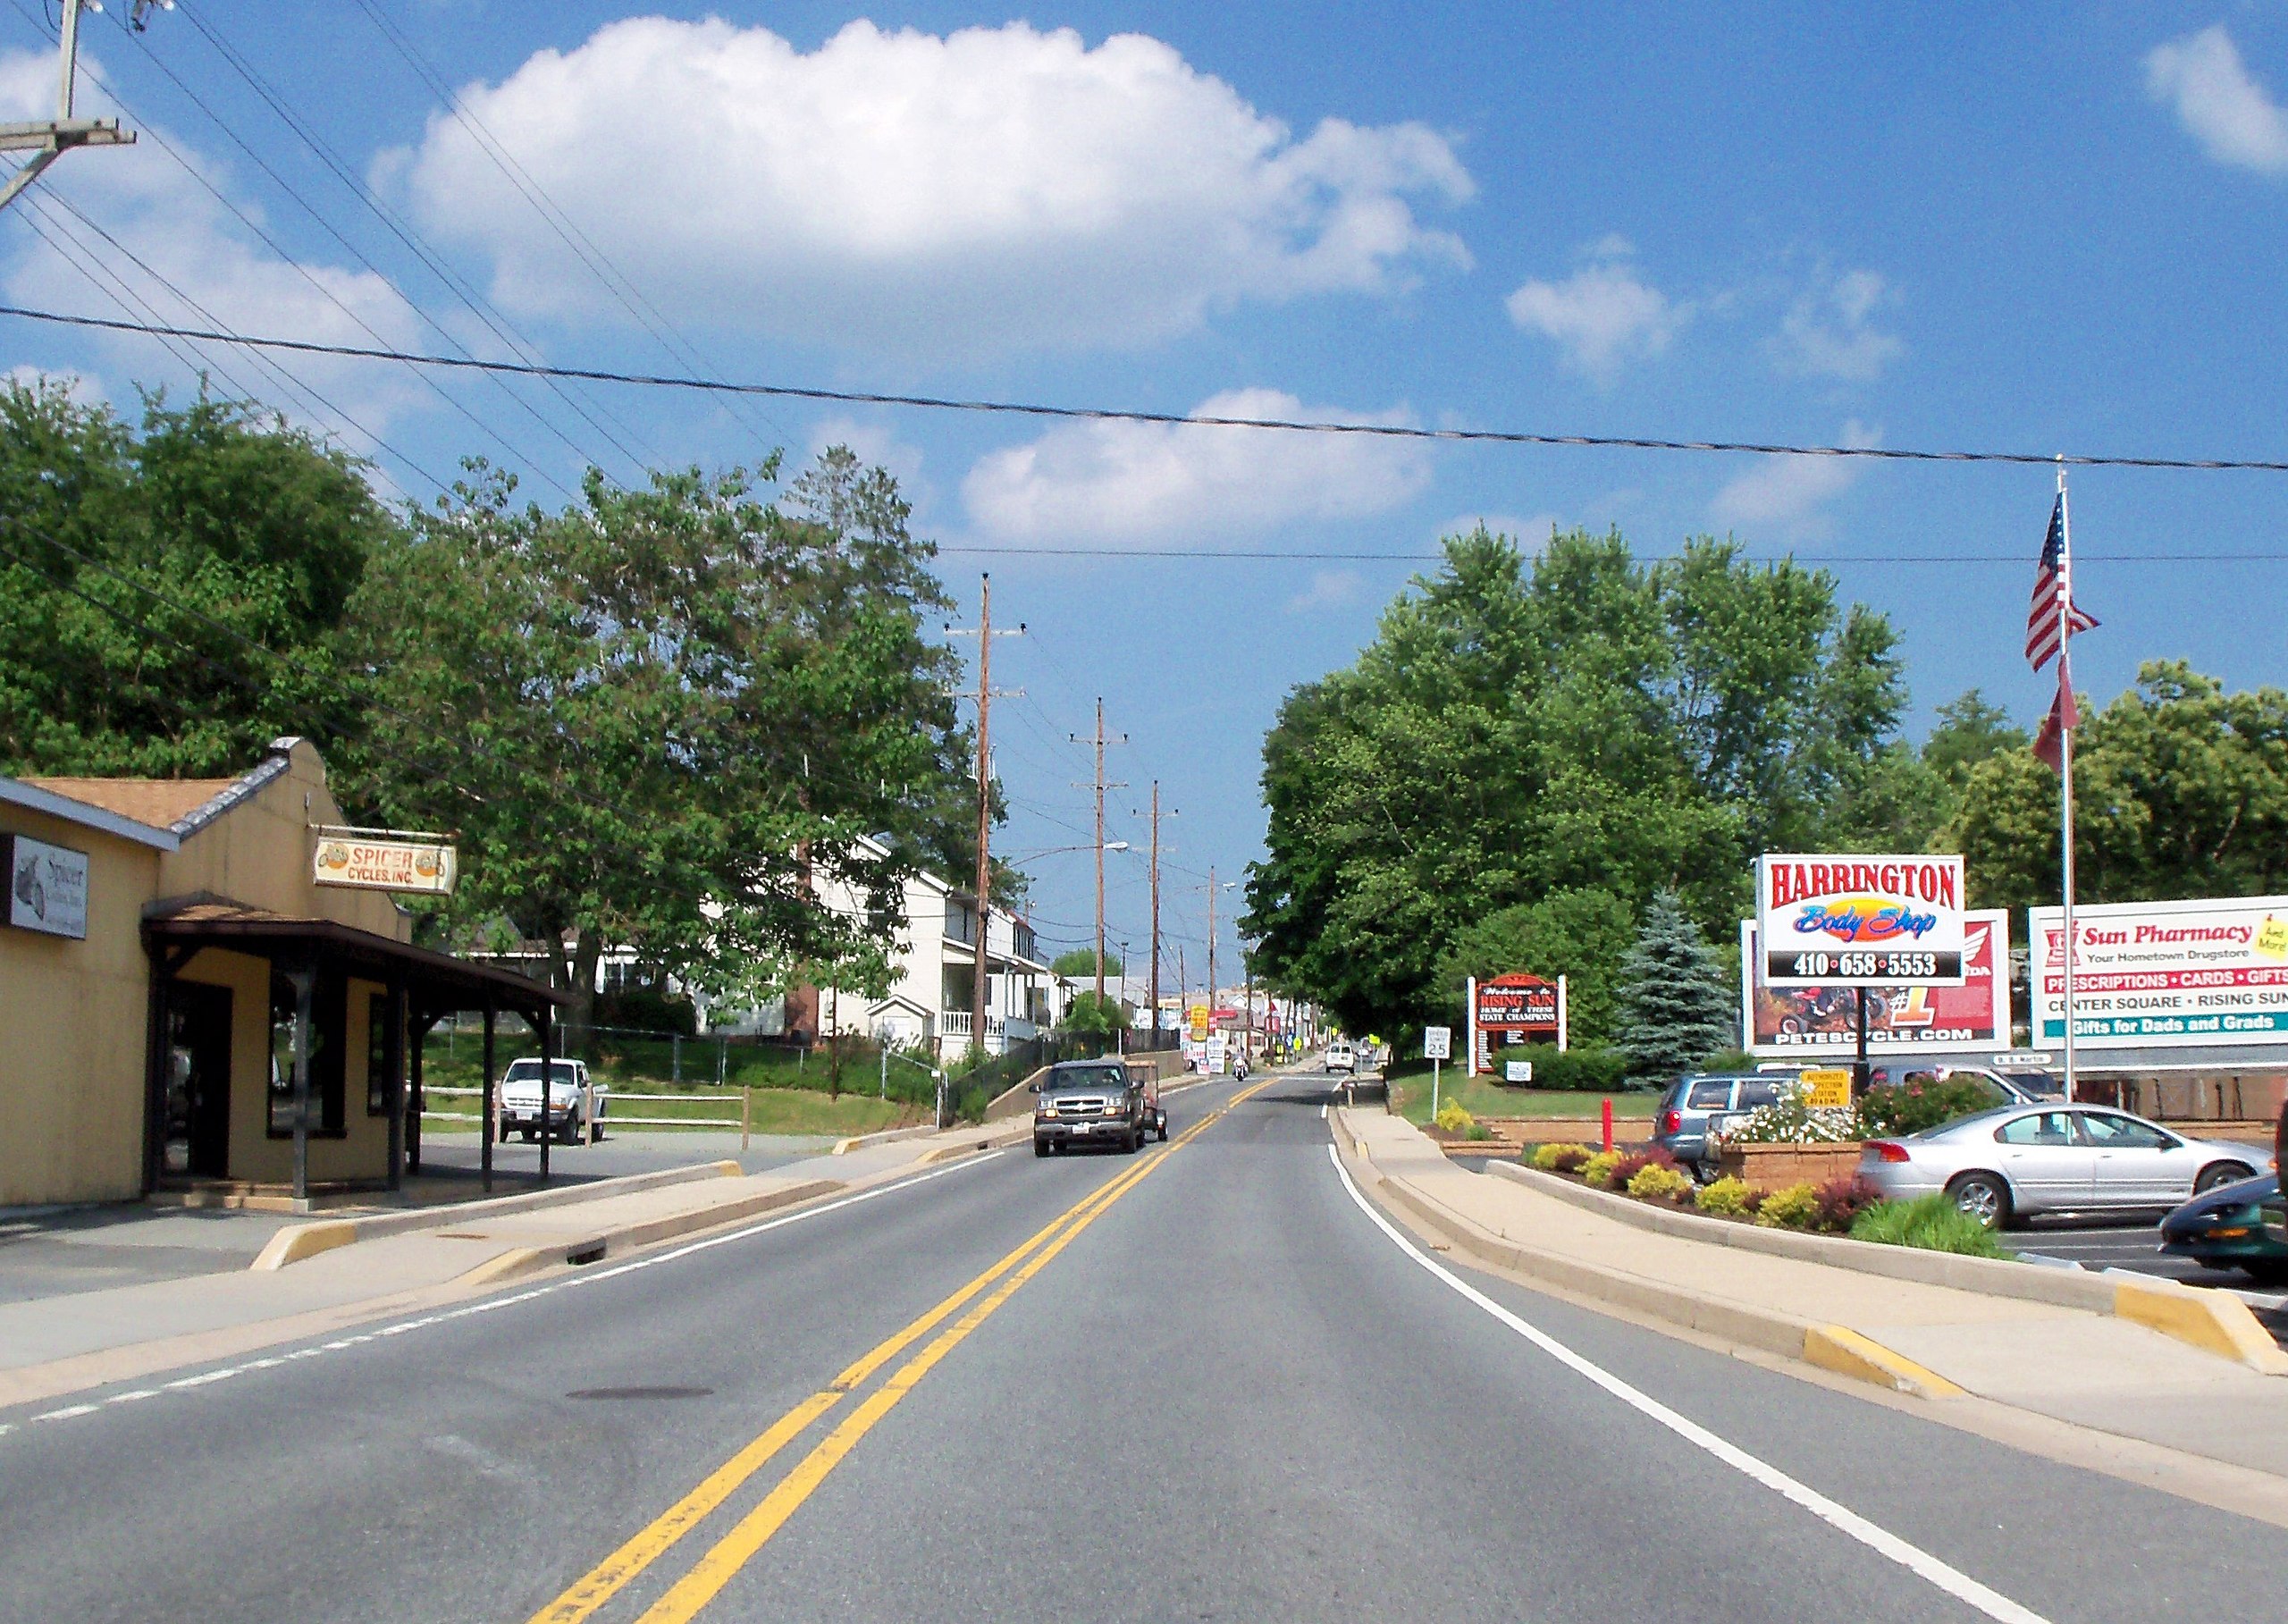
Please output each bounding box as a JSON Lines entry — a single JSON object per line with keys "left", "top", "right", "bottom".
{"left": 567, "top": 1385, "right": 712, "bottom": 1401}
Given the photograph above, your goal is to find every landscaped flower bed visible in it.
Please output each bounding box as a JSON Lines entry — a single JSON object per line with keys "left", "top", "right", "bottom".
{"left": 1521, "top": 1140, "right": 1998, "bottom": 1254}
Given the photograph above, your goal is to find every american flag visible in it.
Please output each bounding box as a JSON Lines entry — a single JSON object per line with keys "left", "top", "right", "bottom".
{"left": 2024, "top": 493, "right": 2097, "bottom": 671}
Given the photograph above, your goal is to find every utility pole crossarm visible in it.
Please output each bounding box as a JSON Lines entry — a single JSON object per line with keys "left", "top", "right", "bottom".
{"left": 0, "top": 0, "right": 141, "bottom": 218}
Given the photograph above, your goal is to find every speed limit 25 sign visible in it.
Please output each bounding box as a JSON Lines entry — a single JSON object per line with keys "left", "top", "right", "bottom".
{"left": 1756, "top": 854, "right": 1967, "bottom": 989}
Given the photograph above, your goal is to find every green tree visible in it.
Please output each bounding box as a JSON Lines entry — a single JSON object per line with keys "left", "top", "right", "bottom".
{"left": 1434, "top": 887, "right": 1635, "bottom": 1047}
{"left": 1923, "top": 689, "right": 2029, "bottom": 787}
{"left": 0, "top": 377, "right": 399, "bottom": 777}
{"left": 1613, "top": 889, "right": 1737, "bottom": 1082}
{"left": 343, "top": 450, "right": 977, "bottom": 1040}
{"left": 1947, "top": 661, "right": 2288, "bottom": 913}
{"left": 1051, "top": 947, "right": 1122, "bottom": 979}
{"left": 1243, "top": 525, "right": 1907, "bottom": 1040}
{"left": 1058, "top": 989, "right": 1128, "bottom": 1044}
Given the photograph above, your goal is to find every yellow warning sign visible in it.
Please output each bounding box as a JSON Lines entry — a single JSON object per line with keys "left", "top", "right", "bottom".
{"left": 1802, "top": 1068, "right": 1852, "bottom": 1108}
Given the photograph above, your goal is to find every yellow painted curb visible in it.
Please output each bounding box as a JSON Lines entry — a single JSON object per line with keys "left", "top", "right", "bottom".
{"left": 1803, "top": 1325, "right": 1964, "bottom": 1398}
{"left": 2115, "top": 1279, "right": 2288, "bottom": 1373}
{"left": 250, "top": 1221, "right": 358, "bottom": 1272}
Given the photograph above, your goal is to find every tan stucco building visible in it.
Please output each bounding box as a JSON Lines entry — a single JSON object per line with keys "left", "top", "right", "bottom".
{"left": 0, "top": 738, "right": 556, "bottom": 1208}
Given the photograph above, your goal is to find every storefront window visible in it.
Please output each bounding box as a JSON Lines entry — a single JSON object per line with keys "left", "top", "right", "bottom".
{"left": 268, "top": 971, "right": 347, "bottom": 1137}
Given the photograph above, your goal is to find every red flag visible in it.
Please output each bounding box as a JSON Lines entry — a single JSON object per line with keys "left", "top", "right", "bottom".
{"left": 2031, "top": 660, "right": 2080, "bottom": 773}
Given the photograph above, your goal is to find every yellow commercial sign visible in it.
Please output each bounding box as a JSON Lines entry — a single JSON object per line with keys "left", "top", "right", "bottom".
{"left": 1801, "top": 1068, "right": 1852, "bottom": 1108}
{"left": 1188, "top": 1004, "right": 1211, "bottom": 1040}
{"left": 313, "top": 827, "right": 458, "bottom": 895}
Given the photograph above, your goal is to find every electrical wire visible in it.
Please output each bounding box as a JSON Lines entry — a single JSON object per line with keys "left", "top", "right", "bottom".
{"left": 4, "top": 301, "right": 2288, "bottom": 475}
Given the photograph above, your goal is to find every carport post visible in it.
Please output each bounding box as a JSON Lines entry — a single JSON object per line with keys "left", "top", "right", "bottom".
{"left": 383, "top": 976, "right": 407, "bottom": 1193}
{"left": 538, "top": 1002, "right": 553, "bottom": 1183}
{"left": 481, "top": 997, "right": 496, "bottom": 1195}
{"left": 1853, "top": 988, "right": 1871, "bottom": 1100}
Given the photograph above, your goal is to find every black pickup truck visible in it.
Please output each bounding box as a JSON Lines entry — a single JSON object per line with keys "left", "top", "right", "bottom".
{"left": 1033, "top": 1058, "right": 1156, "bottom": 1156}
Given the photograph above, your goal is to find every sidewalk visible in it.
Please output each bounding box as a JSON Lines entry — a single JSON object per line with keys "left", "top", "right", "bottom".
{"left": 1335, "top": 1106, "right": 2288, "bottom": 1485}
{"left": 0, "top": 1115, "right": 1029, "bottom": 1410}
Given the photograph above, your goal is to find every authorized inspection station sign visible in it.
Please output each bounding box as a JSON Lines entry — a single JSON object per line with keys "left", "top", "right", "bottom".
{"left": 2030, "top": 895, "right": 2288, "bottom": 1048}
{"left": 1756, "top": 854, "right": 1966, "bottom": 988}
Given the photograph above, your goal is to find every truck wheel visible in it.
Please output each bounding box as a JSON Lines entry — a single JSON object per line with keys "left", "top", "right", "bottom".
{"left": 1034, "top": 1139, "right": 1049, "bottom": 1157}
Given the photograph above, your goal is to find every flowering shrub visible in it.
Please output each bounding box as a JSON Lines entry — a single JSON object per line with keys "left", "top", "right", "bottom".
{"left": 1813, "top": 1176, "right": 1884, "bottom": 1233}
{"left": 1694, "top": 1175, "right": 1753, "bottom": 1216}
{"left": 1627, "top": 1163, "right": 1695, "bottom": 1201}
{"left": 1754, "top": 1182, "right": 1824, "bottom": 1230}
{"left": 1858, "top": 1074, "right": 1999, "bottom": 1137}
{"left": 1608, "top": 1148, "right": 1682, "bottom": 1188}
{"left": 1579, "top": 1150, "right": 1623, "bottom": 1188}
{"left": 1716, "top": 1093, "right": 1861, "bottom": 1145}
{"left": 1434, "top": 1100, "right": 1477, "bottom": 1135}
{"left": 1530, "top": 1141, "right": 1594, "bottom": 1172}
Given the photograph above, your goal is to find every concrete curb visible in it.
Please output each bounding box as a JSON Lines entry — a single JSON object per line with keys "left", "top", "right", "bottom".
{"left": 249, "top": 1160, "right": 744, "bottom": 1270}
{"left": 830, "top": 1124, "right": 937, "bottom": 1156}
{"left": 448, "top": 1177, "right": 849, "bottom": 1288}
{"left": 916, "top": 1121, "right": 1034, "bottom": 1165}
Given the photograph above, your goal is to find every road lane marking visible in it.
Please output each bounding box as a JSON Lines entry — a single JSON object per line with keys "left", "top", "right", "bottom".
{"left": 31, "top": 1403, "right": 97, "bottom": 1422}
{"left": 527, "top": 1122, "right": 1199, "bottom": 1624}
{"left": 1327, "top": 1146, "right": 2050, "bottom": 1624}
{"left": 624, "top": 1081, "right": 1272, "bottom": 1624}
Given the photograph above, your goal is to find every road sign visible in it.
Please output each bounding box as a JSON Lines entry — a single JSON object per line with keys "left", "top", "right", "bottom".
{"left": 1423, "top": 1026, "right": 1451, "bottom": 1060}
{"left": 1801, "top": 1068, "right": 1852, "bottom": 1108}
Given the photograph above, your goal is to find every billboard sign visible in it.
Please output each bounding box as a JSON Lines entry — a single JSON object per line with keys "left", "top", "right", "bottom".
{"left": 1740, "top": 910, "right": 2008, "bottom": 1056}
{"left": 2030, "top": 896, "right": 2288, "bottom": 1048}
{"left": 1755, "top": 854, "right": 1966, "bottom": 986}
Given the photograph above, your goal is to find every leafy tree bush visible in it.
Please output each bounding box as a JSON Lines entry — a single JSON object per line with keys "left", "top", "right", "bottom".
{"left": 1437, "top": 888, "right": 1635, "bottom": 1048}
{"left": 1434, "top": 1099, "right": 1478, "bottom": 1134}
{"left": 1051, "top": 948, "right": 1122, "bottom": 979}
{"left": 1579, "top": 1149, "right": 1623, "bottom": 1188}
{"left": 1497, "top": 1043, "right": 1629, "bottom": 1092}
{"left": 1529, "top": 1140, "right": 1594, "bottom": 1171}
{"left": 1615, "top": 890, "right": 1737, "bottom": 1085}
{"left": 1694, "top": 1174, "right": 1753, "bottom": 1216}
{"left": 1059, "top": 990, "right": 1128, "bottom": 1045}
{"left": 1813, "top": 1176, "right": 1885, "bottom": 1232}
{"left": 1607, "top": 1146, "right": 1682, "bottom": 1188}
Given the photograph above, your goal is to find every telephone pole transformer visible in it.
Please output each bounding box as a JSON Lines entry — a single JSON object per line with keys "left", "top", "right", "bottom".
{"left": 0, "top": 0, "right": 140, "bottom": 217}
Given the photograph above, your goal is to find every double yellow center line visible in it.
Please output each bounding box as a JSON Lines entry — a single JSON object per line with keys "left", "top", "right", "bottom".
{"left": 532, "top": 1078, "right": 1272, "bottom": 1624}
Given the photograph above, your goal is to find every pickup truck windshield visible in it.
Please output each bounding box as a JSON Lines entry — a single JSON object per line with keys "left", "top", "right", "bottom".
{"left": 1048, "top": 1068, "right": 1125, "bottom": 1090}
{"left": 503, "top": 1061, "right": 580, "bottom": 1085}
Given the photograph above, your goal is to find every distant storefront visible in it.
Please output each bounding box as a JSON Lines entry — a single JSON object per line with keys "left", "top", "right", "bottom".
{"left": 0, "top": 737, "right": 559, "bottom": 1208}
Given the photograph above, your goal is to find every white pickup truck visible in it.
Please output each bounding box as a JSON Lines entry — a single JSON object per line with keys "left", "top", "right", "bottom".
{"left": 499, "top": 1057, "right": 607, "bottom": 1144}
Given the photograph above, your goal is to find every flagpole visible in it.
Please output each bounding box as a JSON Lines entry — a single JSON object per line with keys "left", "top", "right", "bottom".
{"left": 2057, "top": 460, "right": 2078, "bottom": 1107}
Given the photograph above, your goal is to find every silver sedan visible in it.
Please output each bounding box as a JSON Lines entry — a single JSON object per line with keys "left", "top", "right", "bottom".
{"left": 1858, "top": 1105, "right": 2267, "bottom": 1229}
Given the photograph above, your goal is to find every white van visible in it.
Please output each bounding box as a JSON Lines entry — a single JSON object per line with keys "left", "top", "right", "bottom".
{"left": 1325, "top": 1040, "right": 1356, "bottom": 1075}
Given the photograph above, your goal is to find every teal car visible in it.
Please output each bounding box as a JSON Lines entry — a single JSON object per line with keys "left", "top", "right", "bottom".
{"left": 2158, "top": 1173, "right": 2288, "bottom": 1283}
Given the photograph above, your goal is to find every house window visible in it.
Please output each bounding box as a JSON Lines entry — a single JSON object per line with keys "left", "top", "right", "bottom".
{"left": 268, "top": 970, "right": 347, "bottom": 1138}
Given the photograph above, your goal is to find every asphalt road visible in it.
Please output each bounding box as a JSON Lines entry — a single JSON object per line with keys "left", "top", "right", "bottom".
{"left": 0, "top": 1070, "right": 2279, "bottom": 1622}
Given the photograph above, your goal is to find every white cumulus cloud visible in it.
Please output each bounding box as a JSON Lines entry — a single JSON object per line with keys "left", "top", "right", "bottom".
{"left": 1505, "top": 240, "right": 1687, "bottom": 383}
{"left": 962, "top": 388, "right": 1434, "bottom": 543}
{"left": 391, "top": 19, "right": 1474, "bottom": 356}
{"left": 1708, "top": 420, "right": 1880, "bottom": 539}
{"left": 1285, "top": 568, "right": 1366, "bottom": 616}
{"left": 2146, "top": 25, "right": 2288, "bottom": 175}
{"left": 1771, "top": 267, "right": 1903, "bottom": 382}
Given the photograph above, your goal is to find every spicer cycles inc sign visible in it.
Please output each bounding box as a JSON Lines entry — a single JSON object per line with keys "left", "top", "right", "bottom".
{"left": 1740, "top": 911, "right": 2008, "bottom": 1056}
{"left": 1756, "top": 854, "right": 1966, "bottom": 987}
{"left": 312, "top": 829, "right": 458, "bottom": 895}
{"left": 2030, "top": 896, "right": 2288, "bottom": 1048}
{"left": 4, "top": 833, "right": 88, "bottom": 939}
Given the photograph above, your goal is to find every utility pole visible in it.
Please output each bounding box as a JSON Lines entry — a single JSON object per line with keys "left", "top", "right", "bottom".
{"left": 946, "top": 576, "right": 1022, "bottom": 1060}
{"left": 1207, "top": 864, "right": 1219, "bottom": 1017}
{"left": 0, "top": 0, "right": 140, "bottom": 216}
{"left": 1132, "top": 783, "right": 1174, "bottom": 1051}
{"left": 1070, "top": 699, "right": 1126, "bottom": 1002}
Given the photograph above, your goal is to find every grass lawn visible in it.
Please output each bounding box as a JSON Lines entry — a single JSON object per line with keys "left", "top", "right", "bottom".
{"left": 1384, "top": 1061, "right": 1655, "bottom": 1127}
{"left": 420, "top": 1081, "right": 930, "bottom": 1136}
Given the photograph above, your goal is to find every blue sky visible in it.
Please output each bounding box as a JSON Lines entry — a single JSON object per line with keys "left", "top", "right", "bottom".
{"left": 5, "top": 3, "right": 2286, "bottom": 989}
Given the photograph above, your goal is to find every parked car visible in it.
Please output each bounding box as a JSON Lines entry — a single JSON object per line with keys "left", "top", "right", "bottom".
{"left": 2158, "top": 1172, "right": 2288, "bottom": 1283}
{"left": 1325, "top": 1041, "right": 1356, "bottom": 1075}
{"left": 1856, "top": 1063, "right": 2062, "bottom": 1105}
{"left": 1033, "top": 1058, "right": 1148, "bottom": 1156}
{"left": 499, "top": 1057, "right": 606, "bottom": 1144}
{"left": 1859, "top": 1105, "right": 2265, "bottom": 1228}
{"left": 1653, "top": 1073, "right": 1789, "bottom": 1176}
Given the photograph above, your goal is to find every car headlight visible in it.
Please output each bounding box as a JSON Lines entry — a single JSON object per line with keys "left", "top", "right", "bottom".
{"left": 1038, "top": 1105, "right": 1059, "bottom": 1119}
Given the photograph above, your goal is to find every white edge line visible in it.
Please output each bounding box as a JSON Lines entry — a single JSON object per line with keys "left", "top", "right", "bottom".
{"left": 1323, "top": 1143, "right": 2051, "bottom": 1624}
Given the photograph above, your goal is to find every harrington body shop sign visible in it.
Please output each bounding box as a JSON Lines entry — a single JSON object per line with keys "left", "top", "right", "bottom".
{"left": 1755, "top": 854, "right": 1967, "bottom": 987}
{"left": 1740, "top": 912, "right": 2007, "bottom": 1056}
{"left": 2030, "top": 896, "right": 2288, "bottom": 1048}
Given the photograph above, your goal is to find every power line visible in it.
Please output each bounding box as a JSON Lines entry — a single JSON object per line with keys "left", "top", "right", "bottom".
{"left": 5, "top": 300, "right": 2288, "bottom": 475}
{"left": 937, "top": 545, "right": 2288, "bottom": 564}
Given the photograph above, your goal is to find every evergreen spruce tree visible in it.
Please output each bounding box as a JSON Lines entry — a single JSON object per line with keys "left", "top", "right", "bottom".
{"left": 1615, "top": 890, "right": 1737, "bottom": 1083}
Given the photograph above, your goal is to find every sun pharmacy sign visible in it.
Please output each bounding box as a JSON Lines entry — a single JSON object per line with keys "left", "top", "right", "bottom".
{"left": 2030, "top": 896, "right": 2288, "bottom": 1048}
{"left": 1755, "top": 854, "right": 1967, "bottom": 987}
